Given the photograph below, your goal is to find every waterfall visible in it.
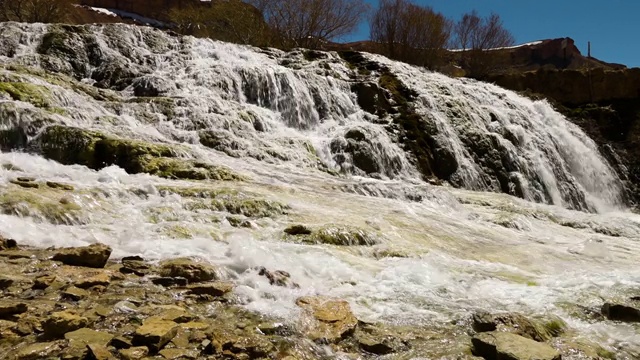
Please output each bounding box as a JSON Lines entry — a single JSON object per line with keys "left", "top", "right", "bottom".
{"left": 0, "top": 22, "right": 625, "bottom": 212}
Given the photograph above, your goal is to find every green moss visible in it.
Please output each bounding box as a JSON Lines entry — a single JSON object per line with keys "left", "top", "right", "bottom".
{"left": 141, "top": 157, "right": 244, "bottom": 181}
{"left": 0, "top": 82, "right": 50, "bottom": 108}
{"left": 127, "top": 97, "right": 176, "bottom": 119}
{"left": 210, "top": 198, "right": 288, "bottom": 218}
{"left": 161, "top": 224, "right": 193, "bottom": 239}
{"left": 0, "top": 186, "right": 85, "bottom": 225}
{"left": 157, "top": 185, "right": 238, "bottom": 198}
{"left": 286, "top": 225, "right": 379, "bottom": 246}
{"left": 542, "top": 318, "right": 566, "bottom": 337}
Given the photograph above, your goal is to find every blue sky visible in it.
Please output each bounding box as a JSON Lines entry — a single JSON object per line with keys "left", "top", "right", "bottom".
{"left": 346, "top": 0, "right": 639, "bottom": 68}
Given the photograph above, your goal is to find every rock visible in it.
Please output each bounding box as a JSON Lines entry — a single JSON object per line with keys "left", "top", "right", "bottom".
{"left": 110, "top": 336, "right": 133, "bottom": 349}
{"left": 75, "top": 272, "right": 111, "bottom": 288}
{"left": 14, "top": 316, "right": 42, "bottom": 336}
{"left": 46, "top": 181, "right": 74, "bottom": 190}
{"left": 601, "top": 302, "right": 640, "bottom": 323}
{"left": 158, "top": 348, "right": 198, "bottom": 359}
{"left": 284, "top": 224, "right": 312, "bottom": 235}
{"left": 0, "top": 301, "right": 28, "bottom": 318}
{"left": 9, "top": 179, "right": 40, "bottom": 188}
{"left": 132, "top": 75, "right": 175, "bottom": 97}
{"left": 257, "top": 267, "right": 299, "bottom": 288}
{"left": 62, "top": 286, "right": 89, "bottom": 301}
{"left": 87, "top": 343, "right": 115, "bottom": 360}
{"left": 358, "top": 335, "right": 395, "bottom": 355}
{"left": 121, "top": 259, "right": 151, "bottom": 276}
{"left": 300, "top": 225, "right": 378, "bottom": 246}
{"left": 472, "top": 311, "right": 566, "bottom": 341}
{"left": 220, "top": 336, "right": 274, "bottom": 358}
{"left": 132, "top": 317, "right": 179, "bottom": 352}
{"left": 151, "top": 277, "right": 188, "bottom": 287}
{"left": 16, "top": 341, "right": 63, "bottom": 360}
{"left": 119, "top": 346, "right": 149, "bottom": 360}
{"left": 33, "top": 274, "right": 56, "bottom": 289}
{"left": 0, "top": 236, "right": 17, "bottom": 250}
{"left": 0, "top": 275, "right": 14, "bottom": 289}
{"left": 42, "top": 311, "right": 89, "bottom": 338}
{"left": 52, "top": 243, "right": 112, "bottom": 268}
{"left": 158, "top": 258, "right": 218, "bottom": 283}
{"left": 472, "top": 331, "right": 561, "bottom": 360}
{"left": 296, "top": 296, "right": 358, "bottom": 343}
{"left": 64, "top": 328, "right": 114, "bottom": 346}
{"left": 187, "top": 281, "right": 234, "bottom": 297}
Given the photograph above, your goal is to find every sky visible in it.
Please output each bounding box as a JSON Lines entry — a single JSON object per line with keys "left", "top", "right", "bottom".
{"left": 345, "top": 0, "right": 640, "bottom": 68}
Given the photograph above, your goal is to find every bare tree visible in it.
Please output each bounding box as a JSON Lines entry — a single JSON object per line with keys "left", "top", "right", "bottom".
{"left": 168, "top": 1, "right": 272, "bottom": 46}
{"left": 370, "top": 0, "right": 451, "bottom": 70}
{"left": 453, "top": 10, "right": 515, "bottom": 78}
{"left": 0, "top": 0, "right": 71, "bottom": 23}
{"left": 250, "top": 0, "right": 369, "bottom": 49}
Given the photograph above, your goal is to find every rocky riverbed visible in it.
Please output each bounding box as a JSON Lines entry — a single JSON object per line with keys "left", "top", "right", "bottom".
{"left": 0, "top": 236, "right": 636, "bottom": 359}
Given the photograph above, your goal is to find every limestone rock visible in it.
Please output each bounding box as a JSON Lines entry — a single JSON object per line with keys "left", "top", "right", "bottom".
{"left": 0, "top": 236, "right": 17, "bottom": 250}
{"left": 0, "top": 301, "right": 28, "bottom": 318}
{"left": 64, "top": 328, "right": 114, "bottom": 346}
{"left": 87, "top": 343, "right": 115, "bottom": 360}
{"left": 119, "top": 346, "right": 149, "bottom": 360}
{"left": 151, "top": 276, "right": 188, "bottom": 287}
{"left": 257, "top": 267, "right": 299, "bottom": 288}
{"left": 16, "top": 341, "right": 63, "bottom": 360}
{"left": 284, "top": 225, "right": 312, "bottom": 235}
{"left": 158, "top": 348, "right": 198, "bottom": 359}
{"left": 132, "top": 317, "right": 179, "bottom": 352}
{"left": 33, "top": 274, "right": 56, "bottom": 289}
{"left": 601, "top": 302, "right": 640, "bottom": 323}
{"left": 0, "top": 275, "right": 14, "bottom": 289}
{"left": 472, "top": 311, "right": 566, "bottom": 341}
{"left": 75, "top": 272, "right": 110, "bottom": 288}
{"left": 187, "top": 281, "right": 234, "bottom": 297}
{"left": 472, "top": 331, "right": 561, "bottom": 360}
{"left": 158, "top": 258, "right": 218, "bottom": 283}
{"left": 121, "top": 258, "right": 151, "bottom": 276}
{"left": 42, "top": 311, "right": 89, "bottom": 338}
{"left": 110, "top": 336, "right": 133, "bottom": 349}
{"left": 62, "top": 286, "right": 90, "bottom": 301}
{"left": 296, "top": 296, "right": 358, "bottom": 342}
{"left": 52, "top": 243, "right": 112, "bottom": 268}
{"left": 46, "top": 181, "right": 74, "bottom": 190}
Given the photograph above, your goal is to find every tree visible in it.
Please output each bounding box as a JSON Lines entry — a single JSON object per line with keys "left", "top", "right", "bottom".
{"left": 168, "top": 1, "right": 272, "bottom": 46}
{"left": 249, "top": 0, "right": 369, "bottom": 49}
{"left": 370, "top": 0, "right": 451, "bottom": 70}
{"left": 453, "top": 10, "right": 515, "bottom": 78}
{"left": 0, "top": 0, "right": 72, "bottom": 23}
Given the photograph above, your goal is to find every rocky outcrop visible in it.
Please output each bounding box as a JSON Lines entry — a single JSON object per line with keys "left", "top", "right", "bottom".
{"left": 472, "top": 331, "right": 561, "bottom": 360}
{"left": 52, "top": 243, "right": 112, "bottom": 268}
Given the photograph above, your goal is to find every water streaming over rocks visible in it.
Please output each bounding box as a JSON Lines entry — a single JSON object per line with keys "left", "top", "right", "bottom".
{"left": 0, "top": 22, "right": 639, "bottom": 358}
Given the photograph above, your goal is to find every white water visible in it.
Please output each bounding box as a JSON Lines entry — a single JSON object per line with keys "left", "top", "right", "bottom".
{"left": 1, "top": 23, "right": 639, "bottom": 356}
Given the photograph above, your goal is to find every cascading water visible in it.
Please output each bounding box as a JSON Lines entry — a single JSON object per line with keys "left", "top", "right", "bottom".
{"left": 0, "top": 22, "right": 639, "bottom": 357}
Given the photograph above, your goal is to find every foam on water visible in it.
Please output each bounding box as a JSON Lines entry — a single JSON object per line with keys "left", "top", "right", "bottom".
{"left": 1, "top": 23, "right": 639, "bottom": 356}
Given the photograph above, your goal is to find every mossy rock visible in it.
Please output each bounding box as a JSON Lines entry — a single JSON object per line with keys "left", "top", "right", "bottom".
{"left": 0, "top": 186, "right": 85, "bottom": 225}
{"left": 209, "top": 198, "right": 289, "bottom": 218}
{"left": 286, "top": 225, "right": 379, "bottom": 246}
{"left": 156, "top": 185, "right": 238, "bottom": 199}
{"left": 0, "top": 82, "right": 50, "bottom": 108}
{"left": 31, "top": 125, "right": 244, "bottom": 181}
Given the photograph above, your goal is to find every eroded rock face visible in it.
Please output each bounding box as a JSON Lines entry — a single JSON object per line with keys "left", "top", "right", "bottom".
{"left": 52, "top": 243, "right": 112, "bottom": 268}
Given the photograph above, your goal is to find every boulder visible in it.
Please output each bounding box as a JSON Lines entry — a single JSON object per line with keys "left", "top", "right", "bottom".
{"left": 472, "top": 331, "right": 561, "bottom": 360}
{"left": 42, "top": 311, "right": 89, "bottom": 338}
{"left": 52, "top": 243, "right": 112, "bottom": 268}
{"left": 296, "top": 296, "right": 358, "bottom": 343}
{"left": 132, "top": 317, "right": 179, "bottom": 352}
{"left": 158, "top": 258, "right": 218, "bottom": 283}
{"left": 601, "top": 302, "right": 640, "bottom": 323}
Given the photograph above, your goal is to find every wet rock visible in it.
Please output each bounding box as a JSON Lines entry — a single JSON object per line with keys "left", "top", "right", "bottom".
{"left": 62, "top": 286, "right": 89, "bottom": 301}
{"left": 132, "top": 317, "right": 179, "bottom": 352}
{"left": 33, "top": 274, "right": 56, "bottom": 289}
{"left": 158, "top": 348, "right": 199, "bottom": 359}
{"left": 65, "top": 328, "right": 114, "bottom": 346}
{"left": 151, "top": 277, "right": 188, "bottom": 287}
{"left": 9, "top": 178, "right": 40, "bottom": 188}
{"left": 0, "top": 275, "right": 14, "bottom": 289}
{"left": 42, "top": 311, "right": 89, "bottom": 338}
{"left": 601, "top": 302, "right": 640, "bottom": 323}
{"left": 14, "top": 316, "right": 42, "bottom": 336}
{"left": 296, "top": 296, "right": 358, "bottom": 343}
{"left": 132, "top": 75, "right": 175, "bottom": 97}
{"left": 284, "top": 224, "right": 312, "bottom": 235}
{"left": 472, "top": 311, "right": 566, "bottom": 341}
{"left": 119, "top": 346, "right": 149, "bottom": 360}
{"left": 0, "top": 301, "right": 28, "bottom": 318}
{"left": 187, "top": 281, "right": 234, "bottom": 297}
{"left": 52, "top": 243, "right": 112, "bottom": 268}
{"left": 46, "top": 181, "right": 74, "bottom": 190}
{"left": 158, "top": 258, "right": 218, "bottom": 283}
{"left": 87, "top": 343, "right": 115, "bottom": 360}
{"left": 0, "top": 236, "right": 17, "bottom": 250}
{"left": 121, "top": 258, "right": 151, "bottom": 276}
{"left": 472, "top": 331, "right": 561, "bottom": 360}
{"left": 300, "top": 225, "right": 379, "bottom": 246}
{"left": 75, "top": 272, "right": 110, "bottom": 289}
{"left": 257, "top": 267, "right": 299, "bottom": 288}
{"left": 220, "top": 336, "right": 275, "bottom": 358}
{"left": 16, "top": 341, "right": 63, "bottom": 360}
